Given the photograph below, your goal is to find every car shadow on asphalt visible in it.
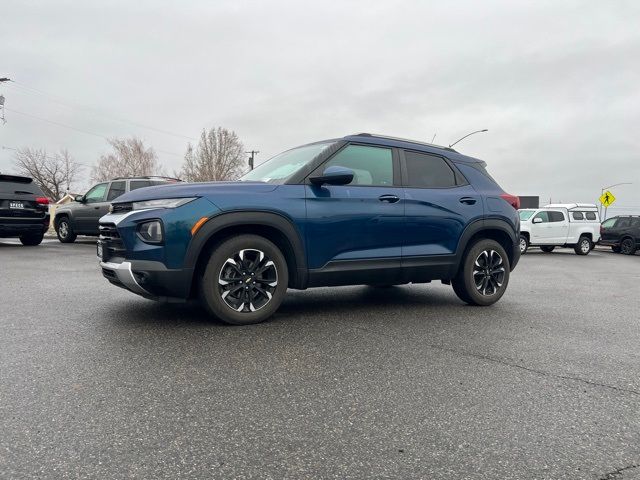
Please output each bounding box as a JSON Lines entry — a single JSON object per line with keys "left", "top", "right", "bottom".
{"left": 105, "top": 284, "right": 467, "bottom": 328}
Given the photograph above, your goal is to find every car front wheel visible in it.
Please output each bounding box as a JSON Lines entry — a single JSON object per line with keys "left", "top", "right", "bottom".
{"left": 452, "top": 239, "right": 510, "bottom": 306}
{"left": 56, "top": 217, "right": 77, "bottom": 243}
{"left": 200, "top": 234, "right": 289, "bottom": 325}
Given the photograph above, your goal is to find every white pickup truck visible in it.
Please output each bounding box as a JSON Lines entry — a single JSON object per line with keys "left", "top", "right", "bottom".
{"left": 518, "top": 203, "right": 601, "bottom": 255}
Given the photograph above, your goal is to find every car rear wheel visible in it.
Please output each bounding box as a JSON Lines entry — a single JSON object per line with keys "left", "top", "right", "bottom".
{"left": 574, "top": 236, "right": 591, "bottom": 255}
{"left": 519, "top": 235, "right": 529, "bottom": 254}
{"left": 19, "top": 233, "right": 44, "bottom": 246}
{"left": 56, "top": 217, "right": 77, "bottom": 243}
{"left": 540, "top": 246, "right": 555, "bottom": 253}
{"left": 452, "top": 239, "right": 510, "bottom": 306}
{"left": 620, "top": 238, "right": 636, "bottom": 255}
{"left": 200, "top": 234, "right": 288, "bottom": 325}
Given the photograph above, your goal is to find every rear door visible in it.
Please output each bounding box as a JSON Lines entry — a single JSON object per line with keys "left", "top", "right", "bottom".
{"left": 304, "top": 143, "right": 404, "bottom": 280}
{"left": 400, "top": 150, "right": 483, "bottom": 260}
{"left": 75, "top": 182, "right": 109, "bottom": 233}
{"left": 547, "top": 210, "right": 569, "bottom": 243}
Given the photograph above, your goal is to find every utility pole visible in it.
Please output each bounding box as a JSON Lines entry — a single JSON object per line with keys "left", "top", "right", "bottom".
{"left": 0, "top": 78, "right": 9, "bottom": 125}
{"left": 246, "top": 150, "right": 259, "bottom": 170}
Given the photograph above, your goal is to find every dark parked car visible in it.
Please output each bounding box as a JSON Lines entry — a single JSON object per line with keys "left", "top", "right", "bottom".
{"left": 600, "top": 215, "right": 640, "bottom": 255}
{"left": 98, "top": 133, "right": 521, "bottom": 325}
{"left": 0, "top": 174, "right": 50, "bottom": 245}
{"left": 54, "top": 176, "right": 180, "bottom": 243}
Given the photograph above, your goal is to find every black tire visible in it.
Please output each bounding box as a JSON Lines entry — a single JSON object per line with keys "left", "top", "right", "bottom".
{"left": 19, "top": 233, "right": 44, "bottom": 246}
{"left": 611, "top": 245, "right": 621, "bottom": 253}
{"left": 540, "top": 246, "right": 555, "bottom": 253}
{"left": 574, "top": 236, "right": 591, "bottom": 255}
{"left": 519, "top": 234, "right": 529, "bottom": 254}
{"left": 452, "top": 239, "right": 510, "bottom": 306}
{"left": 56, "top": 216, "right": 77, "bottom": 243}
{"left": 620, "top": 237, "right": 637, "bottom": 255}
{"left": 199, "top": 234, "right": 288, "bottom": 325}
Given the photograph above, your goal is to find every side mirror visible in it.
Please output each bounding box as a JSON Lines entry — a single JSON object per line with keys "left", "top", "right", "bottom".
{"left": 533, "top": 217, "right": 543, "bottom": 224}
{"left": 310, "top": 166, "right": 355, "bottom": 186}
{"left": 74, "top": 195, "right": 85, "bottom": 203}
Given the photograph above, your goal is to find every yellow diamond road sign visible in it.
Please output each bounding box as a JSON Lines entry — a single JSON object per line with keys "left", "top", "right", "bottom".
{"left": 600, "top": 190, "right": 616, "bottom": 207}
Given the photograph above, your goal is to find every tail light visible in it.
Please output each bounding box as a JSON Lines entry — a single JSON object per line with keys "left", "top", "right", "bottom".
{"left": 500, "top": 193, "right": 520, "bottom": 210}
{"left": 35, "top": 197, "right": 50, "bottom": 205}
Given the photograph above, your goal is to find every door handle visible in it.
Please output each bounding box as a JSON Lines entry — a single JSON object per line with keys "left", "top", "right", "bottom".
{"left": 378, "top": 194, "right": 400, "bottom": 203}
{"left": 459, "top": 197, "right": 477, "bottom": 205}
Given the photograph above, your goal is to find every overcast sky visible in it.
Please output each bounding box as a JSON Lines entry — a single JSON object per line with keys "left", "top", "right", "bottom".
{"left": 1, "top": 0, "right": 639, "bottom": 213}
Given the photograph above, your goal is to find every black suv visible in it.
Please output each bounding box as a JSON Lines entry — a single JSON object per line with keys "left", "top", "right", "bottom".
{"left": 54, "top": 176, "right": 179, "bottom": 243}
{"left": 600, "top": 215, "right": 640, "bottom": 255}
{"left": 0, "top": 174, "right": 50, "bottom": 246}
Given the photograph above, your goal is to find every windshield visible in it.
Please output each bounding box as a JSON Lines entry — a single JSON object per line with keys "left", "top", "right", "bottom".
{"left": 240, "top": 141, "right": 337, "bottom": 184}
{"left": 519, "top": 210, "right": 535, "bottom": 221}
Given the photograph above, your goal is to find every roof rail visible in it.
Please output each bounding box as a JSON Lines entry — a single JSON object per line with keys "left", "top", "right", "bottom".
{"left": 350, "top": 132, "right": 457, "bottom": 152}
{"left": 110, "top": 176, "right": 182, "bottom": 181}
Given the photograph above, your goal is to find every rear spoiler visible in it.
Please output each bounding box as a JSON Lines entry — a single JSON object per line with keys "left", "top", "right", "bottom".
{"left": 0, "top": 174, "right": 33, "bottom": 184}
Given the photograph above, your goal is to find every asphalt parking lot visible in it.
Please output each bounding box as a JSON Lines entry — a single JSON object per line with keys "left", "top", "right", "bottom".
{"left": 1, "top": 238, "right": 639, "bottom": 479}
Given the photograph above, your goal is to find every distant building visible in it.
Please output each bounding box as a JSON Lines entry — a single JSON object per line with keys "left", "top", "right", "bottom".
{"left": 519, "top": 196, "right": 539, "bottom": 208}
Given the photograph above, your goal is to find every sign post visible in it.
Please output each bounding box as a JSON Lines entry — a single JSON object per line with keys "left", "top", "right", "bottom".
{"left": 599, "top": 190, "right": 616, "bottom": 220}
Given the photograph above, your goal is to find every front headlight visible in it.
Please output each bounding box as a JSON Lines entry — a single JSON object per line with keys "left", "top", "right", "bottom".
{"left": 132, "top": 197, "right": 197, "bottom": 210}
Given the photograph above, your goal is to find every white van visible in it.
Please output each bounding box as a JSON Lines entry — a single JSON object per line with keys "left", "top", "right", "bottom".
{"left": 518, "top": 203, "right": 601, "bottom": 255}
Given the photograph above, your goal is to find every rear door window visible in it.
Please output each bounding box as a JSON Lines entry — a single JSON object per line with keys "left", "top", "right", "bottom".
{"left": 129, "top": 180, "right": 152, "bottom": 191}
{"left": 403, "top": 151, "right": 457, "bottom": 188}
{"left": 548, "top": 211, "right": 565, "bottom": 222}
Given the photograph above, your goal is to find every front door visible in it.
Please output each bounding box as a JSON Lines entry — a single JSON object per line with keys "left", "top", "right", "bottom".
{"left": 304, "top": 144, "right": 404, "bottom": 284}
{"left": 75, "top": 182, "right": 109, "bottom": 233}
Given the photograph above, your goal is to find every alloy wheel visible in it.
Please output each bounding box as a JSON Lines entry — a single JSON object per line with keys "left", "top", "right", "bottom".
{"left": 621, "top": 239, "right": 634, "bottom": 255}
{"left": 473, "top": 249, "right": 505, "bottom": 296}
{"left": 519, "top": 237, "right": 527, "bottom": 253}
{"left": 580, "top": 239, "right": 590, "bottom": 254}
{"left": 59, "top": 221, "right": 68, "bottom": 238}
{"left": 218, "top": 249, "right": 278, "bottom": 313}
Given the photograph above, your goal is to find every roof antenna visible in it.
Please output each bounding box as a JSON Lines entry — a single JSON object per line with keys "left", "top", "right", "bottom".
{"left": 449, "top": 129, "right": 488, "bottom": 148}
{"left": 431, "top": 133, "right": 436, "bottom": 143}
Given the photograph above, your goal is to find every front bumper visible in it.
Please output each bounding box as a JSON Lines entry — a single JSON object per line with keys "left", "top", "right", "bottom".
{"left": 100, "top": 258, "right": 193, "bottom": 300}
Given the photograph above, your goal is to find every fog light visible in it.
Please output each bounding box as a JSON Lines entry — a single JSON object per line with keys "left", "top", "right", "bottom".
{"left": 138, "top": 220, "right": 163, "bottom": 243}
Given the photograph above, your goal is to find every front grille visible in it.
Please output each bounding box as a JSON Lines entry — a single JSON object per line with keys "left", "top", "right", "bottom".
{"left": 111, "top": 202, "right": 133, "bottom": 214}
{"left": 99, "top": 223, "right": 126, "bottom": 262}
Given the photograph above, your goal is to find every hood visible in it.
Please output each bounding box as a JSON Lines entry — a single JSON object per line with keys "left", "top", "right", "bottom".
{"left": 112, "top": 181, "right": 277, "bottom": 203}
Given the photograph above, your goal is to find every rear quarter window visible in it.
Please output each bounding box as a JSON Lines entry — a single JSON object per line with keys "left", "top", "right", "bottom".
{"left": 585, "top": 212, "right": 597, "bottom": 221}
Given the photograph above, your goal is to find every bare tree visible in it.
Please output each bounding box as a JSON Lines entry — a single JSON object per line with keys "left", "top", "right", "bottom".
{"left": 14, "top": 147, "right": 82, "bottom": 200}
{"left": 91, "top": 137, "right": 164, "bottom": 182}
{"left": 180, "top": 128, "right": 245, "bottom": 182}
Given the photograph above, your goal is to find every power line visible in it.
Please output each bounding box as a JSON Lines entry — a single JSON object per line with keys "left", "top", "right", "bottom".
{"left": 3, "top": 107, "right": 184, "bottom": 158}
{"left": 5, "top": 80, "right": 197, "bottom": 141}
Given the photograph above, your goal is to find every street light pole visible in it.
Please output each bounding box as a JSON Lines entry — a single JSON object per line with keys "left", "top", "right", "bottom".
{"left": 449, "top": 129, "right": 488, "bottom": 148}
{"left": 599, "top": 182, "right": 632, "bottom": 220}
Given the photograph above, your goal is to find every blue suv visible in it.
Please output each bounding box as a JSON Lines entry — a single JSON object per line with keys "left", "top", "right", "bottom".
{"left": 98, "top": 133, "right": 520, "bottom": 325}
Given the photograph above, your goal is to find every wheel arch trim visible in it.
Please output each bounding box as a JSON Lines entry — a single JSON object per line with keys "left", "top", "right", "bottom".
{"left": 183, "top": 210, "right": 308, "bottom": 289}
